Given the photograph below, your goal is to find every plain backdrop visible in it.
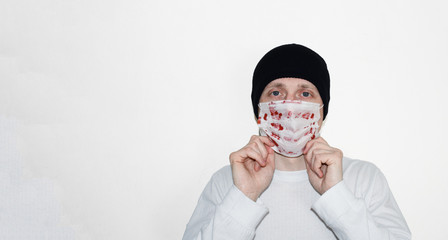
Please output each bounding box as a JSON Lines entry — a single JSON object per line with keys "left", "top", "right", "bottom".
{"left": 1, "top": 0, "right": 447, "bottom": 239}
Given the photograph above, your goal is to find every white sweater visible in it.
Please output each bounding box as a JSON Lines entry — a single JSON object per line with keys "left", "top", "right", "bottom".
{"left": 182, "top": 157, "right": 411, "bottom": 240}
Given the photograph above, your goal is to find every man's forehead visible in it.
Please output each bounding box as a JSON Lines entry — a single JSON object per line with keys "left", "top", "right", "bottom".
{"left": 265, "top": 78, "right": 317, "bottom": 89}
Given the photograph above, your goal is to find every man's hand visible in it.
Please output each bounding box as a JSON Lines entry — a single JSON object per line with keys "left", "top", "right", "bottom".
{"left": 303, "top": 137, "right": 343, "bottom": 195}
{"left": 230, "top": 135, "right": 276, "bottom": 201}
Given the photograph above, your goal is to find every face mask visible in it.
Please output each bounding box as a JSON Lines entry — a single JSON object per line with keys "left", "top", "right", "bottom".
{"left": 258, "top": 100, "right": 322, "bottom": 157}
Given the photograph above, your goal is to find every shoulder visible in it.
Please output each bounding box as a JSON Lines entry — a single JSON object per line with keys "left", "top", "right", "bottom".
{"left": 342, "top": 156, "right": 381, "bottom": 177}
{"left": 205, "top": 165, "right": 234, "bottom": 200}
{"left": 211, "top": 165, "right": 233, "bottom": 182}
{"left": 341, "top": 157, "right": 387, "bottom": 199}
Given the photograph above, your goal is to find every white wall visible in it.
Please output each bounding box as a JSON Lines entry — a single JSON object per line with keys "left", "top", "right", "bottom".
{"left": 1, "top": 0, "right": 447, "bottom": 239}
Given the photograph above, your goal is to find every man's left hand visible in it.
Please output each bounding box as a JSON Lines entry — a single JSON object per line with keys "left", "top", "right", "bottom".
{"left": 303, "top": 137, "right": 343, "bottom": 195}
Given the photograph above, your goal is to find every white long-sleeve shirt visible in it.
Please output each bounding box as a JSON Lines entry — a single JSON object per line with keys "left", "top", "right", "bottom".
{"left": 182, "top": 157, "right": 411, "bottom": 240}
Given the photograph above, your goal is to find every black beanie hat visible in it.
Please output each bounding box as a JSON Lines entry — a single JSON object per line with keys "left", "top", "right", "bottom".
{"left": 251, "top": 44, "right": 330, "bottom": 120}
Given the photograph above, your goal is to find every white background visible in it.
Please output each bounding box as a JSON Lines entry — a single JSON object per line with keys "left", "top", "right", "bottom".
{"left": 1, "top": 0, "right": 447, "bottom": 239}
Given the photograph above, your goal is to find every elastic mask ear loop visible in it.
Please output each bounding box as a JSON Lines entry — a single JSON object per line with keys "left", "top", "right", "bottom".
{"left": 315, "top": 104, "right": 324, "bottom": 137}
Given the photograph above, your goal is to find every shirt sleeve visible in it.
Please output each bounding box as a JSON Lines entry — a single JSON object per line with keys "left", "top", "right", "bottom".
{"left": 182, "top": 171, "right": 269, "bottom": 240}
{"left": 311, "top": 171, "right": 411, "bottom": 240}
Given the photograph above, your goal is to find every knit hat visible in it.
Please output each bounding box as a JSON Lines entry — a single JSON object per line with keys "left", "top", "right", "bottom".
{"left": 251, "top": 44, "right": 330, "bottom": 120}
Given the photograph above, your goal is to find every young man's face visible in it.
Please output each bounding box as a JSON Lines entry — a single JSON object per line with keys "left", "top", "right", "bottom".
{"left": 259, "top": 77, "right": 324, "bottom": 127}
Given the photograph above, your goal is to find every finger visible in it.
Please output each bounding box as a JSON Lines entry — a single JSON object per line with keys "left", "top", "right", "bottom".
{"left": 315, "top": 136, "right": 328, "bottom": 144}
{"left": 305, "top": 158, "right": 316, "bottom": 177}
{"left": 304, "top": 142, "right": 327, "bottom": 164}
{"left": 254, "top": 138, "right": 268, "bottom": 160}
{"left": 313, "top": 152, "right": 340, "bottom": 178}
{"left": 254, "top": 161, "right": 261, "bottom": 172}
{"left": 321, "top": 164, "right": 328, "bottom": 176}
{"left": 266, "top": 144, "right": 274, "bottom": 154}
{"left": 312, "top": 154, "right": 324, "bottom": 178}
{"left": 245, "top": 147, "right": 266, "bottom": 167}
{"left": 315, "top": 152, "right": 342, "bottom": 167}
{"left": 303, "top": 137, "right": 329, "bottom": 154}
{"left": 247, "top": 141, "right": 263, "bottom": 157}
{"left": 303, "top": 138, "right": 318, "bottom": 154}
{"left": 311, "top": 148, "right": 333, "bottom": 156}
{"left": 264, "top": 144, "right": 275, "bottom": 167}
{"left": 258, "top": 136, "right": 276, "bottom": 147}
{"left": 306, "top": 145, "right": 331, "bottom": 177}
{"left": 306, "top": 142, "right": 331, "bottom": 158}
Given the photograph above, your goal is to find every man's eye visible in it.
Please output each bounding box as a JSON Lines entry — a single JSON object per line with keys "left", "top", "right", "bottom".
{"left": 271, "top": 91, "right": 280, "bottom": 96}
{"left": 301, "top": 91, "right": 311, "bottom": 97}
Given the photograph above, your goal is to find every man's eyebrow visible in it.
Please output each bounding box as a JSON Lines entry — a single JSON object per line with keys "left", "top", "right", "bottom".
{"left": 266, "top": 82, "right": 286, "bottom": 88}
{"left": 298, "top": 83, "right": 315, "bottom": 89}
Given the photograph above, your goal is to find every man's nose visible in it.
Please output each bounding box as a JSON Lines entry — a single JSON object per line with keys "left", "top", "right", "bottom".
{"left": 285, "top": 93, "right": 299, "bottom": 101}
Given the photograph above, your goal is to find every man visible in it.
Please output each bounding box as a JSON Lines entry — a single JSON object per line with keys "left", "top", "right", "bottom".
{"left": 182, "top": 44, "right": 411, "bottom": 239}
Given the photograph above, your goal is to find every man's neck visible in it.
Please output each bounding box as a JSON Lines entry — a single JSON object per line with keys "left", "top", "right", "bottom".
{"left": 274, "top": 153, "right": 306, "bottom": 171}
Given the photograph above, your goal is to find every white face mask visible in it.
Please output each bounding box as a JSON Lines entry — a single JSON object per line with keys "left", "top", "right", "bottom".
{"left": 258, "top": 100, "right": 322, "bottom": 157}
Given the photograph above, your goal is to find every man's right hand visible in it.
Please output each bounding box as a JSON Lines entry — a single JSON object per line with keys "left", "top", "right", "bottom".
{"left": 229, "top": 135, "right": 276, "bottom": 201}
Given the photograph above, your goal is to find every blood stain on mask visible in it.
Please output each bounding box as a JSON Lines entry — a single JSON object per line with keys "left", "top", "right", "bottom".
{"left": 270, "top": 123, "right": 284, "bottom": 131}
{"left": 271, "top": 132, "right": 281, "bottom": 140}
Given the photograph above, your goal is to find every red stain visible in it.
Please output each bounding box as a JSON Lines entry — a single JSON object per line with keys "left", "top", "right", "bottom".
{"left": 304, "top": 127, "right": 313, "bottom": 136}
{"left": 269, "top": 106, "right": 276, "bottom": 116}
{"left": 274, "top": 111, "right": 281, "bottom": 120}
{"left": 271, "top": 132, "right": 281, "bottom": 140}
{"left": 311, "top": 113, "right": 314, "bottom": 119}
{"left": 311, "top": 134, "right": 315, "bottom": 140}
{"left": 263, "top": 113, "right": 268, "bottom": 121}
{"left": 268, "top": 110, "right": 283, "bottom": 120}
{"left": 287, "top": 111, "right": 292, "bottom": 118}
{"left": 270, "top": 123, "right": 284, "bottom": 131}
{"left": 302, "top": 113, "right": 310, "bottom": 119}
{"left": 272, "top": 139, "right": 279, "bottom": 146}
